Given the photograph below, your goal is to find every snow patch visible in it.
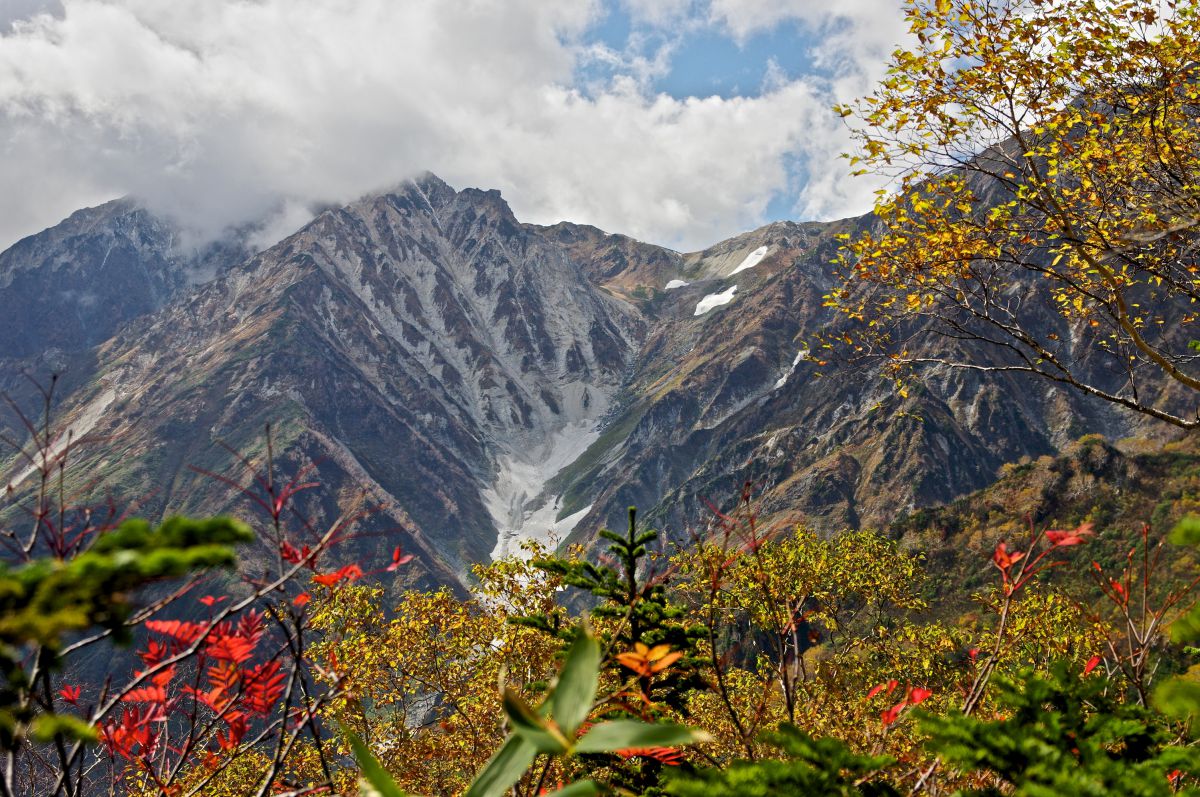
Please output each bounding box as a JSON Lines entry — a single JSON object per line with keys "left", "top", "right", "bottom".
{"left": 728, "top": 245, "right": 769, "bottom": 276}
{"left": 694, "top": 284, "right": 737, "bottom": 316}
{"left": 664, "top": 279, "right": 690, "bottom": 290}
{"left": 486, "top": 418, "right": 600, "bottom": 560}
{"left": 773, "top": 348, "right": 809, "bottom": 390}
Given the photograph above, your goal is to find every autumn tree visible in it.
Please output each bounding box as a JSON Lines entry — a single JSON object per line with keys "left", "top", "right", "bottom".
{"left": 832, "top": 0, "right": 1200, "bottom": 427}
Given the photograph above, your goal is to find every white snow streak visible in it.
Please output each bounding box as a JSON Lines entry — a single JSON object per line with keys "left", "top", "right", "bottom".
{"left": 728, "top": 245, "right": 769, "bottom": 276}
{"left": 774, "top": 348, "right": 809, "bottom": 389}
{"left": 486, "top": 418, "right": 600, "bottom": 559}
{"left": 663, "top": 279, "right": 690, "bottom": 290}
{"left": 694, "top": 284, "right": 738, "bottom": 316}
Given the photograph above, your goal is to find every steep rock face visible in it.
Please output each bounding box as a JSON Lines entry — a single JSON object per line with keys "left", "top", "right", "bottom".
{"left": 1, "top": 176, "right": 643, "bottom": 586}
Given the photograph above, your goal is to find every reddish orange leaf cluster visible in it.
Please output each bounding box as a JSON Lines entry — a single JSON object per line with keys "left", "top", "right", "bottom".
{"left": 867, "top": 680, "right": 932, "bottom": 727}
{"left": 993, "top": 523, "right": 1093, "bottom": 595}
{"left": 387, "top": 544, "right": 415, "bottom": 571}
{"left": 313, "top": 563, "right": 363, "bottom": 587}
{"left": 616, "top": 643, "right": 684, "bottom": 678}
{"left": 101, "top": 606, "right": 285, "bottom": 769}
{"left": 281, "top": 540, "right": 316, "bottom": 568}
{"left": 615, "top": 746, "right": 685, "bottom": 766}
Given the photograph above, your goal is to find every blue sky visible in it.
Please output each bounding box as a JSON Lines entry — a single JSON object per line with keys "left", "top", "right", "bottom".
{"left": 581, "top": 7, "right": 821, "bottom": 100}
{"left": 0, "top": 0, "right": 907, "bottom": 251}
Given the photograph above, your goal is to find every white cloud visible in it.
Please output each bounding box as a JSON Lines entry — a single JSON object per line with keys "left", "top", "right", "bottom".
{"left": 708, "top": 0, "right": 907, "bottom": 76}
{"left": 619, "top": 0, "right": 698, "bottom": 28}
{"left": 0, "top": 0, "right": 906, "bottom": 253}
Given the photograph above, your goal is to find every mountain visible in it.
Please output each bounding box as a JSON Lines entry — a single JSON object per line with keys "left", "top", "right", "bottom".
{"left": 542, "top": 216, "right": 1175, "bottom": 546}
{"left": 0, "top": 175, "right": 1181, "bottom": 591}
{"left": 1, "top": 177, "right": 641, "bottom": 587}
{"left": 0, "top": 199, "right": 245, "bottom": 361}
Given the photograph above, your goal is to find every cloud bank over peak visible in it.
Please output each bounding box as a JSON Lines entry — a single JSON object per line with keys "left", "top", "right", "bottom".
{"left": 0, "top": 0, "right": 906, "bottom": 253}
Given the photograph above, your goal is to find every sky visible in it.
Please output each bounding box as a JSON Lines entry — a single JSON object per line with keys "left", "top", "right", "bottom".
{"left": 0, "top": 0, "right": 909, "bottom": 253}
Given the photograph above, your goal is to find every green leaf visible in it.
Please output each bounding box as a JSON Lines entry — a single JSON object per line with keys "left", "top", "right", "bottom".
{"left": 465, "top": 734, "right": 538, "bottom": 797}
{"left": 574, "top": 720, "right": 707, "bottom": 755}
{"left": 29, "top": 713, "right": 98, "bottom": 745}
{"left": 547, "top": 628, "right": 600, "bottom": 736}
{"left": 503, "top": 687, "right": 568, "bottom": 754}
{"left": 339, "top": 720, "right": 408, "bottom": 797}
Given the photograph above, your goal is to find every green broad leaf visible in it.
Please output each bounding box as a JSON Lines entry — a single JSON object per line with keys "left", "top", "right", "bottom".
{"left": 503, "top": 688, "right": 568, "bottom": 754}
{"left": 543, "top": 780, "right": 601, "bottom": 797}
{"left": 574, "top": 720, "right": 707, "bottom": 755}
{"left": 339, "top": 720, "right": 408, "bottom": 797}
{"left": 547, "top": 629, "right": 601, "bottom": 736}
{"left": 503, "top": 686, "right": 546, "bottom": 732}
{"left": 465, "top": 734, "right": 538, "bottom": 797}
{"left": 29, "top": 713, "right": 98, "bottom": 745}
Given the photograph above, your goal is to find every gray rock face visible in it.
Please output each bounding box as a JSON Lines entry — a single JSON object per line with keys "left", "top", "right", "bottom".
{"left": 0, "top": 175, "right": 1184, "bottom": 590}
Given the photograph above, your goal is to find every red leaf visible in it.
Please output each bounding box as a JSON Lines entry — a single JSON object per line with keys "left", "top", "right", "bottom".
{"left": 122, "top": 686, "right": 167, "bottom": 704}
{"left": 992, "top": 542, "right": 1024, "bottom": 573}
{"left": 1045, "top": 523, "right": 1093, "bottom": 548}
{"left": 313, "top": 563, "right": 364, "bottom": 587}
{"left": 387, "top": 545, "right": 415, "bottom": 571}
{"left": 909, "top": 687, "right": 932, "bottom": 706}
{"left": 1084, "top": 655, "right": 1103, "bottom": 675}
{"left": 236, "top": 611, "right": 265, "bottom": 646}
{"left": 150, "top": 665, "right": 176, "bottom": 689}
{"left": 293, "top": 592, "right": 311, "bottom": 607}
{"left": 243, "top": 660, "right": 285, "bottom": 717}
{"left": 206, "top": 635, "right": 255, "bottom": 664}
{"left": 281, "top": 541, "right": 302, "bottom": 564}
{"left": 217, "top": 712, "right": 247, "bottom": 751}
{"left": 201, "top": 660, "right": 241, "bottom": 709}
{"left": 100, "top": 706, "right": 157, "bottom": 760}
{"left": 615, "top": 746, "right": 684, "bottom": 766}
{"left": 58, "top": 685, "right": 81, "bottom": 705}
{"left": 1111, "top": 579, "right": 1129, "bottom": 605}
{"left": 881, "top": 702, "right": 905, "bottom": 727}
{"left": 866, "top": 679, "right": 900, "bottom": 700}
{"left": 146, "top": 620, "right": 205, "bottom": 645}
{"left": 198, "top": 595, "right": 227, "bottom": 607}
{"left": 282, "top": 541, "right": 315, "bottom": 568}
